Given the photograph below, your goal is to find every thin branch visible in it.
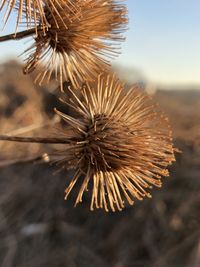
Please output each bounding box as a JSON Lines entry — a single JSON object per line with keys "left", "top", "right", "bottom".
{"left": 0, "top": 135, "right": 73, "bottom": 144}
{"left": 0, "top": 209, "right": 17, "bottom": 267}
{"left": 4, "top": 116, "right": 60, "bottom": 136}
{"left": 0, "top": 154, "right": 47, "bottom": 167}
{"left": 0, "top": 27, "right": 42, "bottom": 42}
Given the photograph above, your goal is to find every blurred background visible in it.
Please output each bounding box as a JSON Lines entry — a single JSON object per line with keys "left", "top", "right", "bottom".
{"left": 0, "top": 1, "right": 200, "bottom": 267}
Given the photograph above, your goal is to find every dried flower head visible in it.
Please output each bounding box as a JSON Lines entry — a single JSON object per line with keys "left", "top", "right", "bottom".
{"left": 0, "top": 0, "right": 78, "bottom": 33}
{"left": 23, "top": 0, "right": 128, "bottom": 89}
{"left": 52, "top": 74, "right": 175, "bottom": 212}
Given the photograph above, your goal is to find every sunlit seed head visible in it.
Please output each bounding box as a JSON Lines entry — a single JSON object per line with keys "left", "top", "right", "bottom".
{"left": 0, "top": 0, "right": 79, "bottom": 34}
{"left": 23, "top": 0, "right": 128, "bottom": 89}
{"left": 52, "top": 73, "right": 176, "bottom": 212}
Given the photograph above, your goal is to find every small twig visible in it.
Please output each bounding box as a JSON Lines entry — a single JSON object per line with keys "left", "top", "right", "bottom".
{"left": 0, "top": 135, "right": 73, "bottom": 144}
{"left": 0, "top": 154, "right": 48, "bottom": 167}
{"left": 0, "top": 209, "right": 17, "bottom": 267}
{"left": 0, "top": 27, "right": 42, "bottom": 42}
{"left": 4, "top": 116, "right": 60, "bottom": 136}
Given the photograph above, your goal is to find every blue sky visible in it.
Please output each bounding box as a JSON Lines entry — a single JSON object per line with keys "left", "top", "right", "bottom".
{"left": 0, "top": 0, "right": 200, "bottom": 86}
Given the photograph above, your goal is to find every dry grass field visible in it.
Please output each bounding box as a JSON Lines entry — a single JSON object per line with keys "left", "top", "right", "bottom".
{"left": 0, "top": 61, "right": 199, "bottom": 267}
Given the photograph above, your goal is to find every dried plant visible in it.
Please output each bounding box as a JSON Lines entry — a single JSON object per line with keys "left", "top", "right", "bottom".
{"left": 22, "top": 0, "right": 128, "bottom": 89}
{"left": 49, "top": 74, "right": 175, "bottom": 211}
{"left": 0, "top": 0, "right": 78, "bottom": 34}
{"left": 0, "top": 2, "right": 177, "bottom": 213}
{"left": 0, "top": 73, "right": 176, "bottom": 211}
{"left": 0, "top": 75, "right": 175, "bottom": 211}
{"left": 0, "top": 1, "right": 127, "bottom": 90}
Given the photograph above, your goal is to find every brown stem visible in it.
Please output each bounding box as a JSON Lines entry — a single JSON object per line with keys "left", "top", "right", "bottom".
{"left": 0, "top": 28, "right": 41, "bottom": 42}
{"left": 0, "top": 154, "right": 46, "bottom": 167}
{"left": 0, "top": 135, "right": 73, "bottom": 144}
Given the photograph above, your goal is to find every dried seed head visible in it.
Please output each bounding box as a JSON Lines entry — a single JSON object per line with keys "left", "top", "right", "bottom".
{"left": 23, "top": 0, "right": 128, "bottom": 89}
{"left": 53, "top": 74, "right": 176, "bottom": 212}
{"left": 0, "top": 0, "right": 78, "bottom": 33}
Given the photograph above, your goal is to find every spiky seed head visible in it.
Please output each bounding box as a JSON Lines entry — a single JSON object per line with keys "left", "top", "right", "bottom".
{"left": 53, "top": 74, "right": 176, "bottom": 212}
{"left": 0, "top": 0, "right": 78, "bottom": 34}
{"left": 23, "top": 0, "right": 128, "bottom": 89}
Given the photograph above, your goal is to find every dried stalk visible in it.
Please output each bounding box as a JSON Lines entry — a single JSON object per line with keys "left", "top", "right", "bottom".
{"left": 0, "top": 135, "right": 73, "bottom": 144}
{"left": 0, "top": 154, "right": 47, "bottom": 167}
{"left": 0, "top": 28, "right": 41, "bottom": 42}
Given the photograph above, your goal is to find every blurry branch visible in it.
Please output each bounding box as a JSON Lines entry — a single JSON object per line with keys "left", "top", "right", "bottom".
{"left": 0, "top": 154, "right": 48, "bottom": 167}
{"left": 0, "top": 135, "right": 73, "bottom": 144}
{"left": 191, "top": 239, "right": 200, "bottom": 267}
{"left": 0, "top": 209, "right": 17, "bottom": 267}
{"left": 150, "top": 230, "right": 200, "bottom": 267}
{"left": 0, "top": 27, "right": 44, "bottom": 42}
{"left": 4, "top": 116, "right": 60, "bottom": 136}
{"left": 20, "top": 223, "right": 49, "bottom": 237}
